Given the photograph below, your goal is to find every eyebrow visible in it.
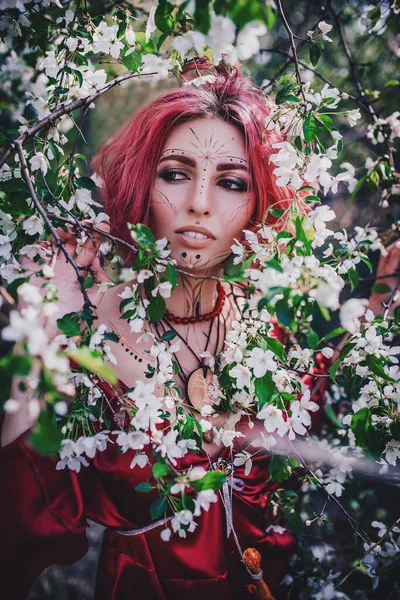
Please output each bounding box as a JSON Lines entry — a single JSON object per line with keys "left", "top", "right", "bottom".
{"left": 158, "top": 154, "right": 249, "bottom": 172}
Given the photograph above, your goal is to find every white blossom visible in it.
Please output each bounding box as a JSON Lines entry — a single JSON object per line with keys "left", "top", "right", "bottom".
{"left": 317, "top": 21, "right": 333, "bottom": 42}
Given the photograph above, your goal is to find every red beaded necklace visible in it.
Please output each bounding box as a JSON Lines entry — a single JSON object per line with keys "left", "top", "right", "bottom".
{"left": 164, "top": 282, "right": 226, "bottom": 325}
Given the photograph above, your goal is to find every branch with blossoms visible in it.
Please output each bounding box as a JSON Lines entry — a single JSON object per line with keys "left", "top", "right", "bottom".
{"left": 1, "top": 0, "right": 400, "bottom": 597}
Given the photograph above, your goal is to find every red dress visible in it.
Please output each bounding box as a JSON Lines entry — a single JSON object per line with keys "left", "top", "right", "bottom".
{"left": 0, "top": 352, "right": 328, "bottom": 600}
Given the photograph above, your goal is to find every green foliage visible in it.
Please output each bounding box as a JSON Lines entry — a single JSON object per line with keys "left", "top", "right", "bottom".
{"left": 29, "top": 409, "right": 63, "bottom": 454}
{"left": 56, "top": 312, "right": 81, "bottom": 337}
{"left": 147, "top": 294, "right": 166, "bottom": 323}
{"left": 191, "top": 470, "right": 227, "bottom": 491}
{"left": 67, "top": 347, "right": 118, "bottom": 384}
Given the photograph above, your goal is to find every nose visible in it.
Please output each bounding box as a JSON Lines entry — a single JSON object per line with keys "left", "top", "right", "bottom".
{"left": 186, "top": 177, "right": 211, "bottom": 217}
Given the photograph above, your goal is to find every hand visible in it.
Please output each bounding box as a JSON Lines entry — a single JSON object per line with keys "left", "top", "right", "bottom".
{"left": 20, "top": 220, "right": 111, "bottom": 340}
{"left": 368, "top": 241, "right": 400, "bottom": 317}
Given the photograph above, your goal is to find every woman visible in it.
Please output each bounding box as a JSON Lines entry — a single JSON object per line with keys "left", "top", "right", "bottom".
{"left": 0, "top": 63, "right": 397, "bottom": 600}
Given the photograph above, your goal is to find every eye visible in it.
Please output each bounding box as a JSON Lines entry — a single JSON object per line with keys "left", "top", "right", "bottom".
{"left": 158, "top": 168, "right": 189, "bottom": 182}
{"left": 217, "top": 177, "right": 248, "bottom": 192}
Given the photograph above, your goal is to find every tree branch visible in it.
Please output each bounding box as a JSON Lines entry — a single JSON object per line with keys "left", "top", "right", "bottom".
{"left": 335, "top": 517, "right": 400, "bottom": 589}
{"left": 15, "top": 142, "right": 95, "bottom": 311}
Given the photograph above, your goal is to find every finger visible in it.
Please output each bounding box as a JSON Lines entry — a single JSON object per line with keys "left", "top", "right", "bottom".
{"left": 89, "top": 255, "right": 113, "bottom": 283}
{"left": 50, "top": 226, "right": 80, "bottom": 259}
{"left": 75, "top": 221, "right": 110, "bottom": 269}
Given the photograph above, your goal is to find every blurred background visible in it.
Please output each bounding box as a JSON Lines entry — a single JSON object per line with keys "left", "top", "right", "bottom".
{"left": 2, "top": 0, "right": 398, "bottom": 597}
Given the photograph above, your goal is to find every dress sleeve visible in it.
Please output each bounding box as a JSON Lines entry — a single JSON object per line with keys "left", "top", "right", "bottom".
{"left": 0, "top": 431, "right": 89, "bottom": 600}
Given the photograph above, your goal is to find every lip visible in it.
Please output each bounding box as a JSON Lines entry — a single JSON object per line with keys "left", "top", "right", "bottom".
{"left": 176, "top": 232, "right": 215, "bottom": 249}
{"left": 175, "top": 225, "right": 216, "bottom": 249}
{"left": 175, "top": 225, "right": 216, "bottom": 239}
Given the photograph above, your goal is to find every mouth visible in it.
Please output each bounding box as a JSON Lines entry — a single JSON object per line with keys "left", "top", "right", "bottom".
{"left": 175, "top": 226, "right": 215, "bottom": 249}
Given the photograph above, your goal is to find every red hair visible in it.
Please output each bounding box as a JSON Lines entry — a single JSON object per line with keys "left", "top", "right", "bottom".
{"left": 92, "top": 62, "right": 294, "bottom": 253}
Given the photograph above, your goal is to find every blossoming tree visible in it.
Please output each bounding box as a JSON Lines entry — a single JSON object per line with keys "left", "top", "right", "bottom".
{"left": 0, "top": 0, "right": 399, "bottom": 598}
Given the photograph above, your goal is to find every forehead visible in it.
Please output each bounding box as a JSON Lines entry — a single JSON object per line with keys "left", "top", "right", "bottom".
{"left": 161, "top": 118, "right": 247, "bottom": 162}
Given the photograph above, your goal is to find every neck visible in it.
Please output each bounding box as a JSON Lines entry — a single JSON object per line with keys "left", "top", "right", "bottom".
{"left": 165, "top": 266, "right": 222, "bottom": 319}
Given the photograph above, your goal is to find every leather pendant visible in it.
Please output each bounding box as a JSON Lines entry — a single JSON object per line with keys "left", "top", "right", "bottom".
{"left": 186, "top": 367, "right": 214, "bottom": 410}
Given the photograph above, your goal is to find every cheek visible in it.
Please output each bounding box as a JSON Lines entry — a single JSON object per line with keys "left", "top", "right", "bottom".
{"left": 220, "top": 193, "right": 256, "bottom": 234}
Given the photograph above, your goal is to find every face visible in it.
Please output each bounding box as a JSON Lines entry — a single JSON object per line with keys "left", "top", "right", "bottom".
{"left": 150, "top": 118, "right": 256, "bottom": 273}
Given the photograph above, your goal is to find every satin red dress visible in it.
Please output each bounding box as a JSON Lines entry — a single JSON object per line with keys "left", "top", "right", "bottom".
{"left": 0, "top": 352, "right": 328, "bottom": 600}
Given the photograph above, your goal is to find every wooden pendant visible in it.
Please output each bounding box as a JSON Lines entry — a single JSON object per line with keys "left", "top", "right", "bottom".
{"left": 186, "top": 367, "right": 214, "bottom": 410}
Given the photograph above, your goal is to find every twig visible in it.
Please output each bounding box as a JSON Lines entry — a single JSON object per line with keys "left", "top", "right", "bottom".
{"left": 327, "top": 0, "right": 396, "bottom": 173}
{"left": 384, "top": 278, "right": 400, "bottom": 319}
{"left": 261, "top": 48, "right": 358, "bottom": 102}
{"left": 335, "top": 517, "right": 400, "bottom": 589}
{"left": 15, "top": 142, "right": 95, "bottom": 311}
{"left": 288, "top": 437, "right": 372, "bottom": 544}
{"left": 0, "top": 70, "right": 156, "bottom": 169}
{"left": 275, "top": 0, "right": 307, "bottom": 106}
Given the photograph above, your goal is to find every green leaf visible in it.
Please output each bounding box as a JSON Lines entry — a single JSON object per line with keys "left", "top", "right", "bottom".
{"left": 275, "top": 83, "right": 299, "bottom": 105}
{"left": 276, "top": 298, "right": 295, "bottom": 330}
{"left": 152, "top": 461, "right": 170, "bottom": 479}
{"left": 268, "top": 455, "right": 293, "bottom": 483}
{"left": 309, "top": 42, "right": 321, "bottom": 67}
{"left": 161, "top": 330, "right": 177, "bottom": 342}
{"left": 317, "top": 303, "right": 331, "bottom": 321}
{"left": 0, "top": 353, "right": 32, "bottom": 377}
{"left": 316, "top": 114, "right": 333, "bottom": 132}
{"left": 384, "top": 80, "right": 400, "bottom": 88}
{"left": 155, "top": 0, "right": 175, "bottom": 32}
{"left": 71, "top": 68, "right": 83, "bottom": 87}
{"left": 367, "top": 5, "right": 381, "bottom": 26}
{"left": 150, "top": 497, "right": 167, "bottom": 520}
{"left": 264, "top": 258, "right": 283, "bottom": 272}
{"left": 265, "top": 337, "right": 287, "bottom": 362}
{"left": 230, "top": 0, "right": 264, "bottom": 26}
{"left": 351, "top": 174, "right": 367, "bottom": 198}
{"left": 53, "top": 86, "right": 69, "bottom": 95}
{"left": 48, "top": 141, "right": 60, "bottom": 162}
{"left": 167, "top": 263, "right": 179, "bottom": 289}
{"left": 350, "top": 407, "right": 371, "bottom": 446}
{"left": 84, "top": 274, "right": 95, "bottom": 289}
{"left": 191, "top": 470, "right": 226, "bottom": 491}
{"left": 265, "top": 4, "right": 277, "bottom": 28}
{"left": 366, "top": 354, "right": 394, "bottom": 381}
{"left": 305, "top": 195, "right": 320, "bottom": 203}
{"left": 326, "top": 404, "right": 342, "bottom": 428}
{"left": 194, "top": 0, "right": 211, "bottom": 33}
{"left": 119, "top": 297, "right": 134, "bottom": 312}
{"left": 86, "top": 405, "right": 101, "bottom": 419}
{"left": 294, "top": 136, "right": 302, "bottom": 152}
{"left": 254, "top": 371, "right": 275, "bottom": 408}
{"left": 29, "top": 409, "right": 63, "bottom": 455}
{"left": 347, "top": 268, "right": 359, "bottom": 292}
{"left": 303, "top": 112, "right": 317, "bottom": 144}
{"left": 329, "top": 343, "right": 356, "bottom": 383}
{"left": 270, "top": 208, "right": 285, "bottom": 218}
{"left": 74, "top": 153, "right": 88, "bottom": 165}
{"left": 56, "top": 312, "right": 81, "bottom": 337}
{"left": 319, "top": 327, "right": 346, "bottom": 343}
{"left": 67, "top": 347, "right": 117, "bottom": 384}
{"left": 75, "top": 176, "right": 96, "bottom": 190}
{"left": 307, "top": 329, "right": 320, "bottom": 350}
{"left": 367, "top": 170, "right": 380, "bottom": 192}
{"left": 135, "top": 482, "right": 154, "bottom": 492}
{"left": 130, "top": 223, "right": 155, "bottom": 247}
{"left": 103, "top": 331, "right": 119, "bottom": 343}
{"left": 122, "top": 48, "right": 143, "bottom": 72}
{"left": 371, "top": 283, "right": 392, "bottom": 294}
{"left": 147, "top": 294, "right": 166, "bottom": 323}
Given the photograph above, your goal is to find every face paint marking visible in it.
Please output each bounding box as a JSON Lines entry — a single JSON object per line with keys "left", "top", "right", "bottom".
{"left": 154, "top": 186, "right": 177, "bottom": 214}
{"left": 226, "top": 197, "right": 251, "bottom": 225}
